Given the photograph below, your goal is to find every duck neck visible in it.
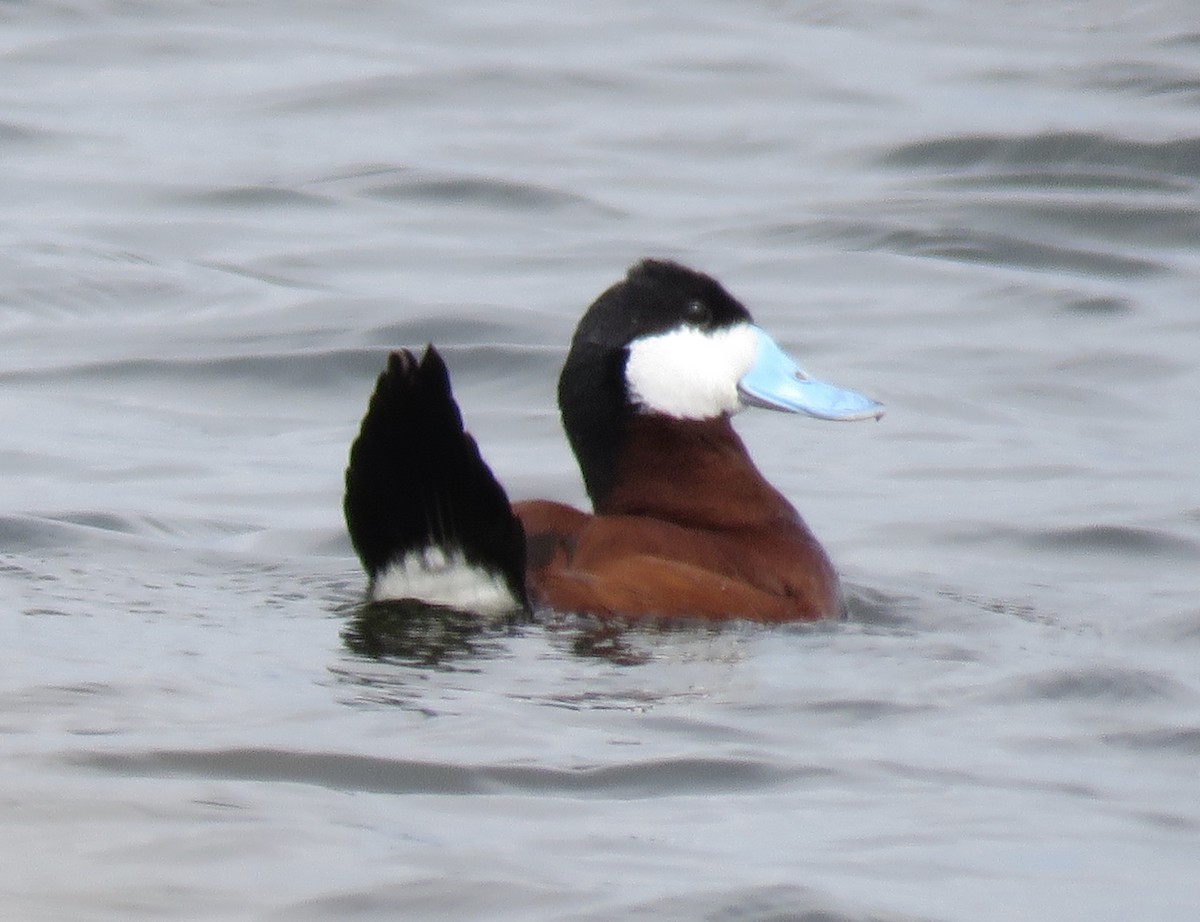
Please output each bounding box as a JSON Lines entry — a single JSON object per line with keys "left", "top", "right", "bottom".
{"left": 596, "top": 413, "right": 800, "bottom": 530}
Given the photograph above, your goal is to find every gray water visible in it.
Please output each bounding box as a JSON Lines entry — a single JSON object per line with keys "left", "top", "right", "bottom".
{"left": 3, "top": 2, "right": 1199, "bottom": 920}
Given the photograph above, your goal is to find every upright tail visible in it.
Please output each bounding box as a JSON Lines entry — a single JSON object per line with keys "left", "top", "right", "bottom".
{"left": 344, "top": 347, "right": 529, "bottom": 614}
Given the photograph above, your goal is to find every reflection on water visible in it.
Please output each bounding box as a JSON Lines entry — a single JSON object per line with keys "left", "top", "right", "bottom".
{"left": 342, "top": 599, "right": 530, "bottom": 667}
{"left": 342, "top": 599, "right": 719, "bottom": 669}
{"left": 5, "top": 0, "right": 1200, "bottom": 918}
{"left": 559, "top": 617, "right": 655, "bottom": 666}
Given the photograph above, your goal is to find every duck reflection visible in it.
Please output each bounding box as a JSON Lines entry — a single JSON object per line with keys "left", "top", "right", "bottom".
{"left": 342, "top": 599, "right": 528, "bottom": 667}
{"left": 341, "top": 599, "right": 685, "bottom": 669}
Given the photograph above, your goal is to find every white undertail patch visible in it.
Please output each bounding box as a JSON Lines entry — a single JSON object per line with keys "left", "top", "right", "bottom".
{"left": 625, "top": 322, "right": 758, "bottom": 419}
{"left": 371, "top": 546, "right": 520, "bottom": 614}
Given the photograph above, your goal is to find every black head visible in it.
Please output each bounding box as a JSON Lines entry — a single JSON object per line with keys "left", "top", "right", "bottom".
{"left": 568, "top": 259, "right": 753, "bottom": 351}
{"left": 557, "top": 260, "right": 756, "bottom": 507}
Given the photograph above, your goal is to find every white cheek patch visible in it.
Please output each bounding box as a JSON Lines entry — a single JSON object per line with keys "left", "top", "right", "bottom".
{"left": 371, "top": 546, "right": 521, "bottom": 614}
{"left": 625, "top": 322, "right": 758, "bottom": 419}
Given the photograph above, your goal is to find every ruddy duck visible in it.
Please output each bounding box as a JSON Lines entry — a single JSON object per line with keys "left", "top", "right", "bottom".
{"left": 345, "top": 259, "right": 882, "bottom": 622}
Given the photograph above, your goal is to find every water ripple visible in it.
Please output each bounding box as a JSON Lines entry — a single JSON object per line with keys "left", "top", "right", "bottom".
{"left": 0, "top": 348, "right": 438, "bottom": 390}
{"left": 78, "top": 748, "right": 818, "bottom": 797}
{"left": 1103, "top": 726, "right": 1200, "bottom": 754}
{"left": 0, "top": 120, "right": 48, "bottom": 145}
{"left": 1000, "top": 666, "right": 1186, "bottom": 704}
{"left": 362, "top": 173, "right": 621, "bottom": 216}
{"left": 881, "top": 132, "right": 1200, "bottom": 186}
{"left": 309, "top": 164, "right": 623, "bottom": 216}
{"left": 820, "top": 221, "right": 1162, "bottom": 277}
{"left": 169, "top": 185, "right": 336, "bottom": 209}
{"left": 572, "top": 884, "right": 926, "bottom": 922}
{"left": 0, "top": 511, "right": 263, "bottom": 554}
{"left": 1028, "top": 525, "right": 1200, "bottom": 559}
{"left": 1083, "top": 61, "right": 1200, "bottom": 105}
{"left": 945, "top": 523, "right": 1200, "bottom": 561}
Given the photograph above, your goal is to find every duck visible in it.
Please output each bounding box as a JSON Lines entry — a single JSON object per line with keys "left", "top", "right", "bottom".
{"left": 344, "top": 259, "right": 882, "bottom": 623}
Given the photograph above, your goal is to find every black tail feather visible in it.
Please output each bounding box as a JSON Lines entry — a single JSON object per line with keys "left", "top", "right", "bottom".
{"left": 344, "top": 347, "right": 529, "bottom": 611}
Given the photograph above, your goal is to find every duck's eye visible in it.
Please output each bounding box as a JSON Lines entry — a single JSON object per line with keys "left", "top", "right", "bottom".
{"left": 684, "top": 299, "right": 711, "bottom": 326}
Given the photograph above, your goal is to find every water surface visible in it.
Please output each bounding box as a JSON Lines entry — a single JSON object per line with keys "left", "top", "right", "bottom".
{"left": 2, "top": 2, "right": 1199, "bottom": 920}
